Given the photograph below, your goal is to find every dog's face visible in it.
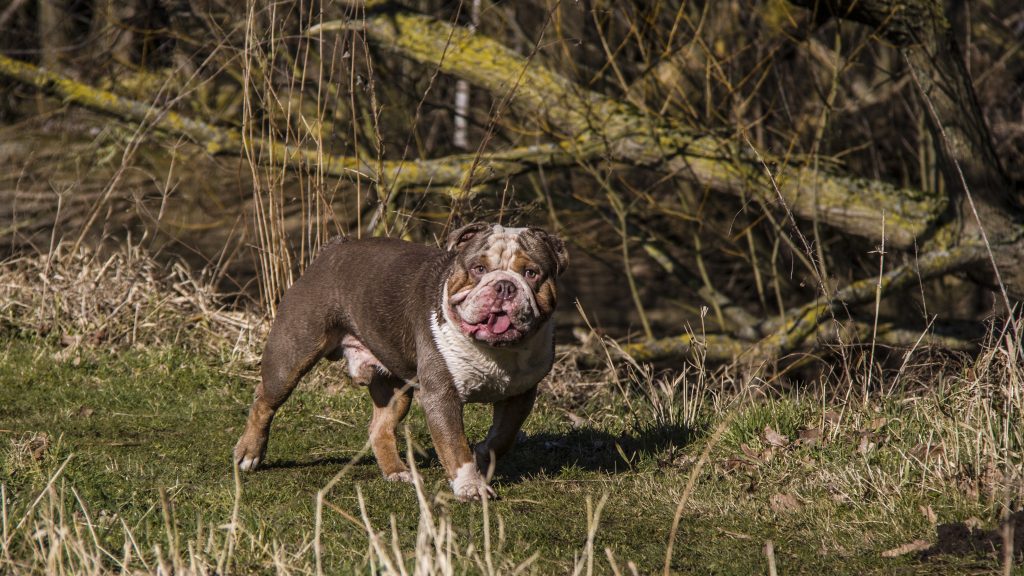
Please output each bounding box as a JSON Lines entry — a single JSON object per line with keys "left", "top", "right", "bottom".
{"left": 443, "top": 223, "right": 568, "bottom": 346}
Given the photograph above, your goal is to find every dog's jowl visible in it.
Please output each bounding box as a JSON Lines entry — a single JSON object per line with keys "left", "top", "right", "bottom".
{"left": 233, "top": 223, "right": 568, "bottom": 500}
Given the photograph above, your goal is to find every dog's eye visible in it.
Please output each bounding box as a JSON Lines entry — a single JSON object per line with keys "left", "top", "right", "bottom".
{"left": 524, "top": 269, "right": 538, "bottom": 279}
{"left": 473, "top": 265, "right": 487, "bottom": 275}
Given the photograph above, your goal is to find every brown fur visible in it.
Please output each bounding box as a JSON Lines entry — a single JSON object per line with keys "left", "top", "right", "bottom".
{"left": 233, "top": 224, "right": 568, "bottom": 500}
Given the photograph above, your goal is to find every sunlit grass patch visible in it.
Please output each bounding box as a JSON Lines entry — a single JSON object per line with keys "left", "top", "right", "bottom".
{"left": 2, "top": 331, "right": 1020, "bottom": 574}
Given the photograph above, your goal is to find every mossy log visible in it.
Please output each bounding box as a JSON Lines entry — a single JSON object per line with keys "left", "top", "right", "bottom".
{"left": 313, "top": 11, "right": 947, "bottom": 247}
{"left": 756, "top": 244, "right": 987, "bottom": 355}
{"left": 1, "top": 18, "right": 949, "bottom": 248}
{"left": 787, "top": 0, "right": 1024, "bottom": 301}
{"left": 0, "top": 53, "right": 576, "bottom": 193}
{"left": 587, "top": 312, "right": 979, "bottom": 366}
{"left": 617, "top": 243, "right": 989, "bottom": 363}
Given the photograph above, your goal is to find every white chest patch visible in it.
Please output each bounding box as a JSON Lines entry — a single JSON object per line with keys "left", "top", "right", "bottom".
{"left": 429, "top": 312, "right": 553, "bottom": 403}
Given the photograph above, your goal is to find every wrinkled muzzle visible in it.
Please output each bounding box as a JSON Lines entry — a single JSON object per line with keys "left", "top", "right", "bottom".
{"left": 449, "top": 271, "right": 540, "bottom": 345}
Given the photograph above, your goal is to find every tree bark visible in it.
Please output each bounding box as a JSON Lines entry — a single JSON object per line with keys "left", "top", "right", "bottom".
{"left": 312, "top": 13, "right": 946, "bottom": 248}
{"left": 787, "top": 0, "right": 1023, "bottom": 300}
{"left": 0, "top": 52, "right": 583, "bottom": 191}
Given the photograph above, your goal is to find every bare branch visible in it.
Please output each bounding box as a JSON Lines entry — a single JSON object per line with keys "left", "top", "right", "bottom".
{"left": 598, "top": 243, "right": 989, "bottom": 363}
{"left": 315, "top": 11, "right": 948, "bottom": 247}
{"left": 0, "top": 53, "right": 579, "bottom": 193}
{"left": 786, "top": 0, "right": 1024, "bottom": 301}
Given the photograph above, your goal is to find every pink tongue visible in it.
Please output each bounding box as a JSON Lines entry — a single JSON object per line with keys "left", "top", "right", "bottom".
{"left": 487, "top": 313, "right": 512, "bottom": 334}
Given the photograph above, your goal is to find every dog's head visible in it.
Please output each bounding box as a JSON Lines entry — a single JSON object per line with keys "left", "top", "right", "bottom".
{"left": 443, "top": 223, "right": 568, "bottom": 346}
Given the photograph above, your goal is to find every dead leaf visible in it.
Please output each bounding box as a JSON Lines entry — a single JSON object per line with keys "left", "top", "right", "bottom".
{"left": 87, "top": 328, "right": 107, "bottom": 346}
{"left": 27, "top": 433, "right": 50, "bottom": 461}
{"left": 881, "top": 540, "right": 930, "bottom": 557}
{"left": 858, "top": 435, "right": 875, "bottom": 454}
{"left": 920, "top": 505, "right": 938, "bottom": 524}
{"left": 865, "top": 416, "right": 889, "bottom": 433}
{"left": 963, "top": 517, "right": 983, "bottom": 530}
{"left": 797, "top": 427, "right": 822, "bottom": 447}
{"left": 53, "top": 334, "right": 82, "bottom": 362}
{"left": 769, "top": 492, "right": 802, "bottom": 514}
{"left": 723, "top": 457, "right": 748, "bottom": 472}
{"left": 565, "top": 411, "right": 586, "bottom": 429}
{"left": 763, "top": 425, "right": 790, "bottom": 448}
{"left": 910, "top": 443, "right": 945, "bottom": 460}
{"left": 740, "top": 442, "right": 762, "bottom": 461}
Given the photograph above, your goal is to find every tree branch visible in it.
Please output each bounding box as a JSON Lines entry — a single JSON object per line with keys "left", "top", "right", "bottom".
{"left": 786, "top": 0, "right": 1024, "bottom": 300}
{"left": 314, "top": 11, "right": 948, "bottom": 247}
{"left": 599, "top": 243, "right": 989, "bottom": 363}
{"left": 749, "top": 243, "right": 987, "bottom": 358}
{"left": 0, "top": 52, "right": 582, "bottom": 193}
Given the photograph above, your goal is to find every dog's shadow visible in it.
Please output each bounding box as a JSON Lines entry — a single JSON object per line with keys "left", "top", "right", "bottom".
{"left": 260, "top": 456, "right": 353, "bottom": 471}
{"left": 256, "top": 423, "right": 698, "bottom": 484}
{"left": 921, "top": 511, "right": 1024, "bottom": 563}
{"left": 491, "top": 423, "right": 699, "bottom": 483}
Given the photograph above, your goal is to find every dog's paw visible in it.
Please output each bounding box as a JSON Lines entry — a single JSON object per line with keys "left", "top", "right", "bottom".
{"left": 450, "top": 462, "right": 497, "bottom": 501}
{"left": 237, "top": 454, "right": 261, "bottom": 471}
{"left": 385, "top": 470, "right": 414, "bottom": 483}
{"left": 233, "top": 436, "right": 266, "bottom": 472}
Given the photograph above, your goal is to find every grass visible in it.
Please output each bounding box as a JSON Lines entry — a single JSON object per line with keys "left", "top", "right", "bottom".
{"left": 1, "top": 331, "right": 1020, "bottom": 574}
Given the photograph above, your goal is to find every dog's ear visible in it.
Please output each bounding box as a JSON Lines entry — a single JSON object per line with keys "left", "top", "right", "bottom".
{"left": 528, "top": 228, "right": 570, "bottom": 276}
{"left": 446, "top": 222, "right": 491, "bottom": 252}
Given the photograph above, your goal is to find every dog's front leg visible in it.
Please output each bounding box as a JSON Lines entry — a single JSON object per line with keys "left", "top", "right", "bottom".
{"left": 475, "top": 386, "right": 537, "bottom": 475}
{"left": 419, "top": 388, "right": 495, "bottom": 501}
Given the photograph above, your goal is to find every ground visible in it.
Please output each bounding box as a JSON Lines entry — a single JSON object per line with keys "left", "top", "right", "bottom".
{"left": 0, "top": 334, "right": 1019, "bottom": 574}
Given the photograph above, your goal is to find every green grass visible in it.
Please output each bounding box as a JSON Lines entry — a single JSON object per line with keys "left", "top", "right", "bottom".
{"left": 0, "top": 335, "right": 1017, "bottom": 574}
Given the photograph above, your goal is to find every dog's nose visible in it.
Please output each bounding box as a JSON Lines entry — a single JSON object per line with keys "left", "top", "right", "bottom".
{"left": 494, "top": 280, "right": 517, "bottom": 300}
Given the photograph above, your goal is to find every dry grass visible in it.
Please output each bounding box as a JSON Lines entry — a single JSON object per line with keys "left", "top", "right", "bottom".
{"left": 1, "top": 3, "right": 1023, "bottom": 572}
{"left": 0, "top": 242, "right": 264, "bottom": 365}
{"left": 3, "top": 323, "right": 1021, "bottom": 574}
{"left": 0, "top": 460, "right": 549, "bottom": 576}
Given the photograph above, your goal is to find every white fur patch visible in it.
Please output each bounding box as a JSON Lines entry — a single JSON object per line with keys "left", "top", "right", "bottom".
{"left": 484, "top": 225, "right": 526, "bottom": 270}
{"left": 342, "top": 335, "right": 390, "bottom": 380}
{"left": 430, "top": 301, "right": 553, "bottom": 403}
{"left": 450, "top": 462, "right": 494, "bottom": 500}
{"left": 238, "top": 455, "right": 260, "bottom": 471}
{"left": 385, "top": 470, "right": 414, "bottom": 483}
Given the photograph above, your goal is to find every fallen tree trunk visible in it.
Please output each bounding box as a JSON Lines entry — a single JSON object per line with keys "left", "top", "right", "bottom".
{"left": 577, "top": 315, "right": 980, "bottom": 366}
{"left": 1, "top": 29, "right": 947, "bottom": 247}
{"left": 0, "top": 52, "right": 579, "bottom": 192}
{"left": 786, "top": 0, "right": 1023, "bottom": 302}
{"left": 606, "top": 243, "right": 989, "bottom": 363}
{"left": 313, "top": 11, "right": 947, "bottom": 247}
{"left": 750, "top": 243, "right": 989, "bottom": 358}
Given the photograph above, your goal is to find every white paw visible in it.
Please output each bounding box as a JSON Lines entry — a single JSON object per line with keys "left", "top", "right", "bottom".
{"left": 237, "top": 455, "right": 261, "bottom": 471}
{"left": 450, "top": 462, "right": 496, "bottom": 501}
{"left": 385, "top": 470, "right": 414, "bottom": 483}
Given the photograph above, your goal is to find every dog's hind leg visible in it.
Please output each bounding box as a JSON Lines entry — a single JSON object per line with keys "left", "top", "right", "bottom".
{"left": 233, "top": 309, "right": 337, "bottom": 471}
{"left": 367, "top": 376, "right": 414, "bottom": 482}
{"left": 342, "top": 336, "right": 415, "bottom": 481}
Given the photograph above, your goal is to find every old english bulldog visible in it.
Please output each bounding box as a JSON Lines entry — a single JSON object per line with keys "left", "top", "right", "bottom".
{"left": 233, "top": 223, "right": 568, "bottom": 500}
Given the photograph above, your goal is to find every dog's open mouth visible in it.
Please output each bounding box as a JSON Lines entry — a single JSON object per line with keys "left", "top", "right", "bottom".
{"left": 458, "top": 310, "right": 523, "bottom": 344}
{"left": 485, "top": 312, "right": 512, "bottom": 335}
